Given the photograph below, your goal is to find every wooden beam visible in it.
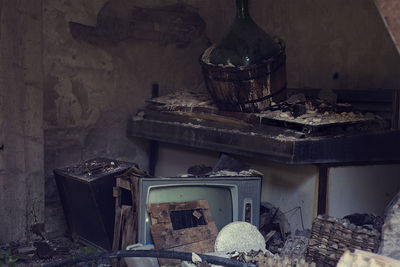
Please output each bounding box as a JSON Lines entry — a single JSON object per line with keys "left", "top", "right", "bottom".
{"left": 374, "top": 0, "right": 400, "bottom": 55}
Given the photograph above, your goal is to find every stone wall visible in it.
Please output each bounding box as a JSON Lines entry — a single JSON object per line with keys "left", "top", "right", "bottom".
{"left": 0, "top": 0, "right": 44, "bottom": 243}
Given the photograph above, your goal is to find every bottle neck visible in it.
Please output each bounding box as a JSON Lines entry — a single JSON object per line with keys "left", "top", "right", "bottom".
{"left": 236, "top": 0, "right": 250, "bottom": 19}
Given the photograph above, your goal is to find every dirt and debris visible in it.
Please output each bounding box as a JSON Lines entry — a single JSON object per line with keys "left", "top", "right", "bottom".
{"left": 281, "top": 230, "right": 311, "bottom": 260}
{"left": 231, "top": 250, "right": 315, "bottom": 267}
{"left": 143, "top": 90, "right": 389, "bottom": 138}
{"left": 0, "top": 236, "right": 103, "bottom": 267}
{"left": 338, "top": 250, "right": 400, "bottom": 267}
{"left": 212, "top": 154, "right": 250, "bottom": 173}
{"left": 379, "top": 192, "right": 400, "bottom": 260}
{"left": 187, "top": 164, "right": 213, "bottom": 176}
{"left": 259, "top": 203, "right": 291, "bottom": 254}
{"left": 146, "top": 91, "right": 387, "bottom": 128}
{"left": 184, "top": 154, "right": 262, "bottom": 178}
{"left": 259, "top": 96, "right": 386, "bottom": 127}
{"left": 148, "top": 91, "right": 217, "bottom": 111}
{"left": 343, "top": 213, "right": 383, "bottom": 232}
{"left": 63, "top": 158, "right": 122, "bottom": 178}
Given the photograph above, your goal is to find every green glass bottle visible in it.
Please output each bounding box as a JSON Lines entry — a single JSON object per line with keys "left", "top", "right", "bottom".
{"left": 209, "top": 0, "right": 279, "bottom": 67}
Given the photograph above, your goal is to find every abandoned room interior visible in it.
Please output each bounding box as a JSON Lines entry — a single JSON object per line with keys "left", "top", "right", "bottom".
{"left": 1, "top": 0, "right": 400, "bottom": 266}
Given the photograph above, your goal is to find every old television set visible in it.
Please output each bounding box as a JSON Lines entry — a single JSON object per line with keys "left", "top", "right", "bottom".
{"left": 137, "top": 175, "right": 262, "bottom": 244}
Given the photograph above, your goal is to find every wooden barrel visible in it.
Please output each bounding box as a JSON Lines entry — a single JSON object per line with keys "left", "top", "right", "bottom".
{"left": 200, "top": 42, "right": 287, "bottom": 112}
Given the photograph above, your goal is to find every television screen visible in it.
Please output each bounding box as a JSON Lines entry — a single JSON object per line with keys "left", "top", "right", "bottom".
{"left": 138, "top": 176, "right": 262, "bottom": 245}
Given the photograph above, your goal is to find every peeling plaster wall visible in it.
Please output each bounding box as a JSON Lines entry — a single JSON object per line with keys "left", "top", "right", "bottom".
{"left": 43, "top": 0, "right": 400, "bottom": 235}
{"left": 43, "top": 0, "right": 210, "bottom": 234}
{"left": 0, "top": 0, "right": 44, "bottom": 243}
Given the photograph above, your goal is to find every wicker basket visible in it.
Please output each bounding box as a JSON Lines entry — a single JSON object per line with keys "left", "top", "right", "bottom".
{"left": 306, "top": 215, "right": 381, "bottom": 267}
{"left": 200, "top": 41, "right": 287, "bottom": 113}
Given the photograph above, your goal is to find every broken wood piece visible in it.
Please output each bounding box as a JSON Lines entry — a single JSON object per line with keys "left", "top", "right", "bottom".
{"left": 129, "top": 176, "right": 140, "bottom": 248}
{"left": 116, "top": 177, "right": 131, "bottom": 191}
{"left": 120, "top": 205, "right": 135, "bottom": 251}
{"left": 374, "top": 0, "right": 400, "bottom": 55}
{"left": 112, "top": 175, "right": 141, "bottom": 251}
{"left": 147, "top": 200, "right": 218, "bottom": 265}
{"left": 264, "top": 230, "right": 277, "bottom": 243}
{"left": 112, "top": 205, "right": 122, "bottom": 251}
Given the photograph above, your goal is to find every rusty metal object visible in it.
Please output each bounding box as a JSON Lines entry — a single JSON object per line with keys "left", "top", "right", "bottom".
{"left": 374, "top": 0, "right": 400, "bottom": 55}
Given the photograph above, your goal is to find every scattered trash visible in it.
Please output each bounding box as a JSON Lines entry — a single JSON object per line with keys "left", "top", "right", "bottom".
{"left": 231, "top": 250, "right": 315, "bottom": 267}
{"left": 379, "top": 192, "right": 400, "bottom": 260}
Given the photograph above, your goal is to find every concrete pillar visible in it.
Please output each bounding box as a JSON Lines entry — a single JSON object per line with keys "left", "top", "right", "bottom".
{"left": 0, "top": 0, "right": 44, "bottom": 243}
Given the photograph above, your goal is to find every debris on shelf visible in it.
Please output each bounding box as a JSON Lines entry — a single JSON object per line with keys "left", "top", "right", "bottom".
{"left": 148, "top": 91, "right": 217, "bottom": 111}
{"left": 142, "top": 90, "right": 389, "bottom": 138}
{"left": 259, "top": 96, "right": 386, "bottom": 127}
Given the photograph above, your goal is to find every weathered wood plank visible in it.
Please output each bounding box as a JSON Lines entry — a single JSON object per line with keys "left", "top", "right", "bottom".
{"left": 147, "top": 200, "right": 217, "bottom": 265}
{"left": 375, "top": 0, "right": 400, "bottom": 55}
{"left": 129, "top": 117, "right": 296, "bottom": 162}
{"left": 129, "top": 177, "right": 140, "bottom": 245}
{"left": 112, "top": 205, "right": 122, "bottom": 251}
{"left": 116, "top": 177, "right": 131, "bottom": 191}
{"left": 129, "top": 114, "right": 400, "bottom": 164}
{"left": 150, "top": 223, "right": 218, "bottom": 249}
{"left": 120, "top": 206, "right": 135, "bottom": 251}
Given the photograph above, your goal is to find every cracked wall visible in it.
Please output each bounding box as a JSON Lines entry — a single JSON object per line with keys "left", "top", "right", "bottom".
{"left": 43, "top": 0, "right": 211, "bottom": 234}
{"left": 0, "top": 0, "right": 44, "bottom": 243}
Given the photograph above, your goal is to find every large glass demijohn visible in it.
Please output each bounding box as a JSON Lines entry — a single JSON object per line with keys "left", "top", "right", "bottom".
{"left": 209, "top": 0, "right": 280, "bottom": 66}
{"left": 200, "top": 0, "right": 286, "bottom": 112}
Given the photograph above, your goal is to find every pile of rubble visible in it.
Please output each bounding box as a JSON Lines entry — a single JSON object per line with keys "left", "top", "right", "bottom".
{"left": 232, "top": 250, "right": 315, "bottom": 267}
{"left": 63, "top": 158, "right": 122, "bottom": 177}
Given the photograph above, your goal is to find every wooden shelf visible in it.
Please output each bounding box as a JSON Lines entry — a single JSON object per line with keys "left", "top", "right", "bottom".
{"left": 128, "top": 111, "right": 400, "bottom": 165}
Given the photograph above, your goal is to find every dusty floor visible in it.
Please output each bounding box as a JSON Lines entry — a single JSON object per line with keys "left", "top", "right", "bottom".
{"left": 0, "top": 236, "right": 108, "bottom": 267}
